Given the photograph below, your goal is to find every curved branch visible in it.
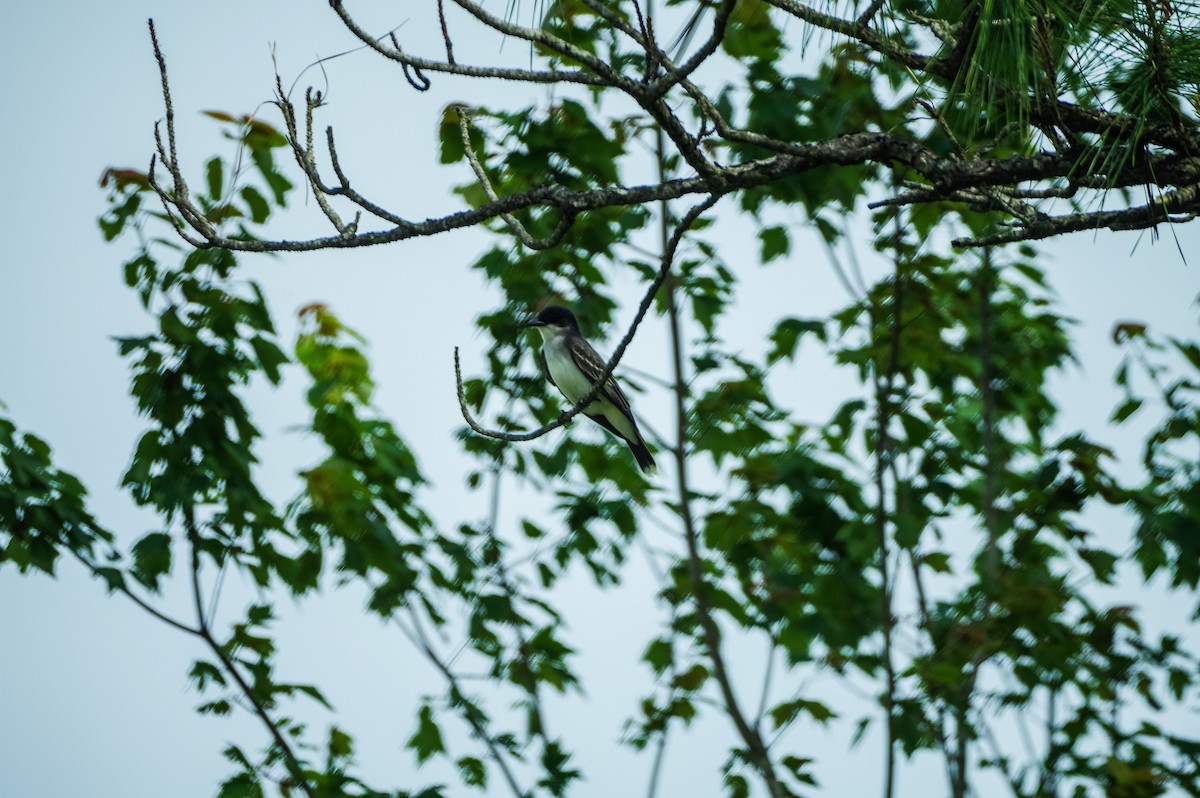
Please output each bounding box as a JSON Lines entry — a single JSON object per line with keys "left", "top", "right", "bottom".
{"left": 446, "top": 0, "right": 631, "bottom": 87}
{"left": 324, "top": 126, "right": 411, "bottom": 227}
{"left": 328, "top": 0, "right": 609, "bottom": 87}
{"left": 764, "top": 0, "right": 934, "bottom": 72}
{"left": 454, "top": 195, "right": 721, "bottom": 443}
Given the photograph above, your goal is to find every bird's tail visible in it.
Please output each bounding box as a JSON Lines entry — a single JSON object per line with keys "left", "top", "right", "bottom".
{"left": 627, "top": 437, "right": 656, "bottom": 474}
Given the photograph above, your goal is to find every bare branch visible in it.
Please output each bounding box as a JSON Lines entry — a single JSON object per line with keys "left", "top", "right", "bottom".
{"left": 148, "top": 21, "right": 184, "bottom": 203}
{"left": 321, "top": 126, "right": 412, "bottom": 228}
{"left": 146, "top": 154, "right": 211, "bottom": 250}
{"left": 328, "top": 0, "right": 609, "bottom": 87}
{"left": 146, "top": 6, "right": 1200, "bottom": 257}
{"left": 952, "top": 183, "right": 1200, "bottom": 247}
{"left": 161, "top": 107, "right": 1200, "bottom": 253}
{"left": 436, "top": 0, "right": 455, "bottom": 65}
{"left": 276, "top": 83, "right": 357, "bottom": 236}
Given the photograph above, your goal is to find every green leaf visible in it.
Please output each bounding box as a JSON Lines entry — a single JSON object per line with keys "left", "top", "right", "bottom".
{"left": 246, "top": 603, "right": 274, "bottom": 625}
{"left": 189, "top": 660, "right": 227, "bottom": 691}
{"left": 725, "top": 773, "right": 749, "bottom": 798}
{"left": 768, "top": 317, "right": 826, "bottom": 364}
{"left": 329, "top": 726, "right": 354, "bottom": 760}
{"left": 1111, "top": 397, "right": 1142, "bottom": 424}
{"left": 216, "top": 772, "right": 262, "bottom": 798}
{"left": 770, "top": 698, "right": 837, "bottom": 730}
{"left": 672, "top": 664, "right": 709, "bottom": 691}
{"left": 205, "top": 157, "right": 224, "bottom": 201}
{"left": 457, "top": 756, "right": 487, "bottom": 788}
{"left": 408, "top": 703, "right": 445, "bottom": 764}
{"left": 240, "top": 186, "right": 270, "bottom": 224}
{"left": 722, "top": 0, "right": 783, "bottom": 61}
{"left": 521, "top": 519, "right": 546, "bottom": 539}
{"left": 250, "top": 335, "right": 288, "bottom": 384}
{"left": 1173, "top": 339, "right": 1200, "bottom": 372}
{"left": 130, "top": 532, "right": 172, "bottom": 591}
{"left": 198, "top": 699, "right": 232, "bottom": 716}
{"left": 923, "top": 551, "right": 953, "bottom": 574}
{"left": 781, "top": 755, "right": 817, "bottom": 785}
{"left": 293, "top": 683, "right": 332, "bottom": 709}
{"left": 642, "top": 638, "right": 673, "bottom": 674}
{"left": 439, "top": 105, "right": 469, "bottom": 164}
{"left": 251, "top": 147, "right": 292, "bottom": 206}
{"left": 94, "top": 567, "right": 126, "bottom": 593}
{"left": 759, "top": 225, "right": 790, "bottom": 263}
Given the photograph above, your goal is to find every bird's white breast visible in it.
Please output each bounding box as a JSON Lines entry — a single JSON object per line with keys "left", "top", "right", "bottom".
{"left": 543, "top": 335, "right": 594, "bottom": 404}
{"left": 540, "top": 330, "right": 640, "bottom": 443}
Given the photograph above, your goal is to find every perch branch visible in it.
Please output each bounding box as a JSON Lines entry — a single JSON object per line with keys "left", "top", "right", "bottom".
{"left": 454, "top": 195, "right": 720, "bottom": 442}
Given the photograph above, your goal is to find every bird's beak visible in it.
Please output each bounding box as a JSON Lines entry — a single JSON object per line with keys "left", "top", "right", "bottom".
{"left": 520, "top": 318, "right": 546, "bottom": 328}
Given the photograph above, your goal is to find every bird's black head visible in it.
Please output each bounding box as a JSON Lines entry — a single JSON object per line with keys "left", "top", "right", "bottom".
{"left": 521, "top": 305, "right": 579, "bottom": 331}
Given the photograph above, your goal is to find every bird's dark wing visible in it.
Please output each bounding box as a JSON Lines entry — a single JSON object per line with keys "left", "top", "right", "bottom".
{"left": 537, "top": 348, "right": 555, "bottom": 389}
{"left": 583, "top": 410, "right": 625, "bottom": 438}
{"left": 568, "top": 336, "right": 657, "bottom": 473}
{"left": 569, "top": 338, "right": 636, "bottom": 419}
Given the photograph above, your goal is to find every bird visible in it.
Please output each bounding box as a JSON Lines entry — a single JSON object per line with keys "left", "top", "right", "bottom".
{"left": 521, "top": 305, "right": 656, "bottom": 473}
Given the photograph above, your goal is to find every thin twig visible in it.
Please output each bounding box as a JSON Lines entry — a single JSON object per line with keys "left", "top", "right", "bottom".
{"left": 183, "top": 508, "right": 317, "bottom": 798}
{"left": 654, "top": 115, "right": 783, "bottom": 796}
{"left": 69, "top": 548, "right": 201, "bottom": 637}
{"left": 437, "top": 0, "right": 456, "bottom": 64}
{"left": 904, "top": 548, "right": 960, "bottom": 793}
{"left": 952, "top": 183, "right": 1200, "bottom": 247}
{"left": 402, "top": 610, "right": 528, "bottom": 798}
{"left": 871, "top": 215, "right": 905, "bottom": 798}
{"left": 979, "top": 249, "right": 999, "bottom": 584}
{"left": 646, "top": 724, "right": 670, "bottom": 798}
{"left": 482, "top": 457, "right": 550, "bottom": 742}
{"left": 667, "top": 216, "right": 784, "bottom": 798}
{"left": 332, "top": 0, "right": 605, "bottom": 87}
{"left": 755, "top": 636, "right": 778, "bottom": 727}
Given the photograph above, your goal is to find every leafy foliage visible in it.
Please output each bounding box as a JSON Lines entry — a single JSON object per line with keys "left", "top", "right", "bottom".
{"left": 4, "top": 4, "right": 1200, "bottom": 798}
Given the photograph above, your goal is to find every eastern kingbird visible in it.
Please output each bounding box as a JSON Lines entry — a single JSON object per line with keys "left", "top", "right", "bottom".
{"left": 522, "top": 305, "right": 656, "bottom": 473}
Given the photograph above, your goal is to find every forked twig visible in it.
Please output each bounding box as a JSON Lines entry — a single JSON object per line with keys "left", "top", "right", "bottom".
{"left": 454, "top": 106, "right": 577, "bottom": 250}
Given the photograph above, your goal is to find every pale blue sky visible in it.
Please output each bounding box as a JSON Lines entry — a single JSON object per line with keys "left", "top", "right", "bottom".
{"left": 1, "top": 2, "right": 1197, "bottom": 797}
